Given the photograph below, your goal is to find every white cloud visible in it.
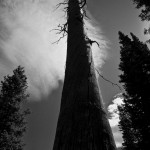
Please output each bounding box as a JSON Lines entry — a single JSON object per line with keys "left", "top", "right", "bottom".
{"left": 115, "top": 142, "right": 122, "bottom": 148}
{"left": 108, "top": 93, "right": 124, "bottom": 147}
{"left": 0, "top": 0, "right": 107, "bottom": 99}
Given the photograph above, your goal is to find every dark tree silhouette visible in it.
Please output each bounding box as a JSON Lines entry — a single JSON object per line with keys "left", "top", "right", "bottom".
{"left": 132, "top": 0, "right": 150, "bottom": 21}
{"left": 53, "top": 0, "right": 117, "bottom": 149}
{"left": 132, "top": 0, "right": 150, "bottom": 38}
{"left": 0, "top": 66, "right": 30, "bottom": 150}
{"left": 118, "top": 31, "right": 150, "bottom": 150}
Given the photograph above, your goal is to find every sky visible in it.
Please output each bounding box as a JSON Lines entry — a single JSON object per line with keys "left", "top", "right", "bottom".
{"left": 0, "top": 0, "right": 148, "bottom": 149}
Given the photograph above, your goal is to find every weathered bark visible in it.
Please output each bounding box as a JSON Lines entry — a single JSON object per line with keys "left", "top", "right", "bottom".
{"left": 53, "top": 0, "right": 117, "bottom": 149}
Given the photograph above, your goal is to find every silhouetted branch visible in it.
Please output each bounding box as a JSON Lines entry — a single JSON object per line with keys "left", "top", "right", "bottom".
{"left": 50, "top": 23, "right": 68, "bottom": 44}
{"left": 52, "top": 0, "right": 88, "bottom": 44}
{"left": 52, "top": 23, "right": 68, "bottom": 34}
{"left": 86, "top": 37, "right": 100, "bottom": 47}
{"left": 52, "top": 34, "right": 67, "bottom": 44}
{"left": 95, "top": 68, "right": 122, "bottom": 91}
{"left": 53, "top": 1, "right": 68, "bottom": 12}
{"left": 56, "top": 2, "right": 67, "bottom": 8}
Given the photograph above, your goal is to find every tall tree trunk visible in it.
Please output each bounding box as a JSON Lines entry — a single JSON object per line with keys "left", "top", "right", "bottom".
{"left": 53, "top": 0, "right": 117, "bottom": 149}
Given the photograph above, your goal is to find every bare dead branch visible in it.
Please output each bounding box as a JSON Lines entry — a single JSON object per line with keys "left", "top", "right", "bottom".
{"left": 95, "top": 68, "right": 122, "bottom": 91}
{"left": 53, "top": 1, "right": 68, "bottom": 12}
{"left": 52, "top": 0, "right": 88, "bottom": 44}
{"left": 52, "top": 33, "right": 67, "bottom": 44}
{"left": 50, "top": 22, "right": 68, "bottom": 44}
{"left": 52, "top": 23, "right": 68, "bottom": 34}
{"left": 86, "top": 37, "right": 100, "bottom": 48}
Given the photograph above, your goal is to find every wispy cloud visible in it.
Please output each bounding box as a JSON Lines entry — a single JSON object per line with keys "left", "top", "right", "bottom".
{"left": 0, "top": 0, "right": 107, "bottom": 99}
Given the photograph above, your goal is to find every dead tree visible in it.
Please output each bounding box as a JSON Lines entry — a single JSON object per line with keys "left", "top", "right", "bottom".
{"left": 53, "top": 0, "right": 117, "bottom": 149}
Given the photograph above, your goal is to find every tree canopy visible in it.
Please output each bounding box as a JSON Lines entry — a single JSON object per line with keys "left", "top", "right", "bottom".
{"left": 118, "top": 31, "right": 150, "bottom": 150}
{"left": 132, "top": 0, "right": 150, "bottom": 21}
{"left": 0, "top": 66, "right": 30, "bottom": 150}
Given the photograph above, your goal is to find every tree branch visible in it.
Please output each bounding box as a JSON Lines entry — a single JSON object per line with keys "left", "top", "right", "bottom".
{"left": 95, "top": 68, "right": 122, "bottom": 91}
{"left": 50, "top": 23, "right": 68, "bottom": 44}
{"left": 53, "top": 1, "right": 68, "bottom": 11}
{"left": 52, "top": 0, "right": 88, "bottom": 44}
{"left": 86, "top": 36, "right": 100, "bottom": 48}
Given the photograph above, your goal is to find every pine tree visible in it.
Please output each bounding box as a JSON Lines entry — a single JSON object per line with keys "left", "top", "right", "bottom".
{"left": 0, "top": 66, "right": 30, "bottom": 150}
{"left": 118, "top": 31, "right": 150, "bottom": 150}
{"left": 53, "top": 0, "right": 116, "bottom": 149}
{"left": 132, "top": 0, "right": 150, "bottom": 21}
{"left": 131, "top": 0, "right": 150, "bottom": 38}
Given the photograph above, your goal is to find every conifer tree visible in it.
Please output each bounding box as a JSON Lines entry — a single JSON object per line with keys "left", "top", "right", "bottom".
{"left": 53, "top": 0, "right": 117, "bottom": 149}
{"left": 0, "top": 66, "right": 30, "bottom": 150}
{"left": 132, "top": 0, "right": 150, "bottom": 37}
{"left": 118, "top": 31, "right": 150, "bottom": 150}
{"left": 132, "top": 0, "right": 150, "bottom": 21}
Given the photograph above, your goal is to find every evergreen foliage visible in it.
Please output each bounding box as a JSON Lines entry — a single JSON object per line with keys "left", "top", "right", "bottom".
{"left": 131, "top": 0, "right": 150, "bottom": 42}
{"left": 132, "top": 0, "right": 150, "bottom": 21}
{"left": 0, "top": 66, "right": 30, "bottom": 150}
{"left": 118, "top": 31, "right": 150, "bottom": 150}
